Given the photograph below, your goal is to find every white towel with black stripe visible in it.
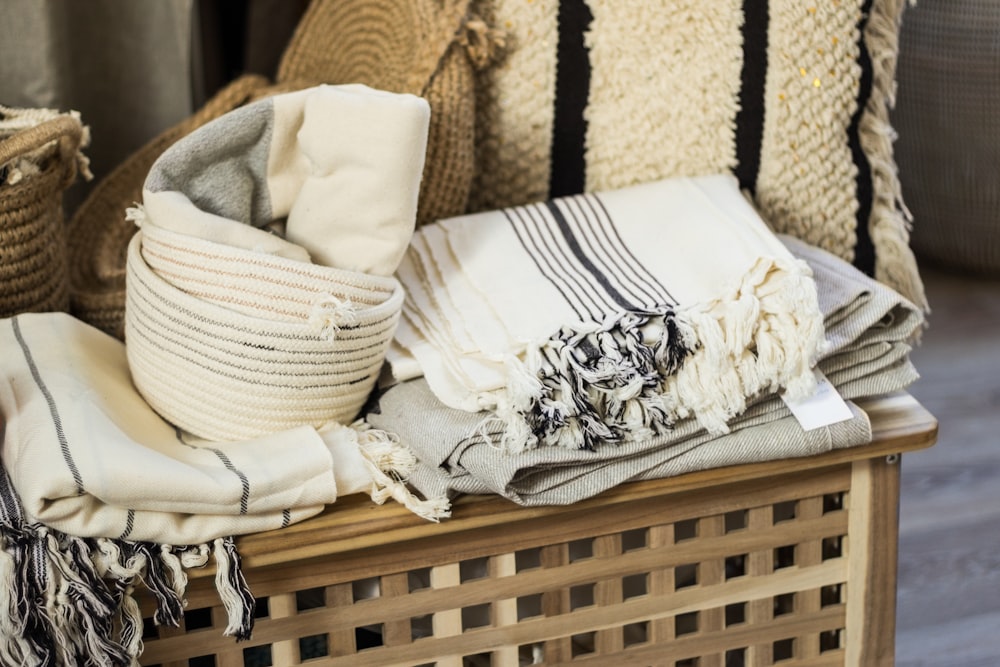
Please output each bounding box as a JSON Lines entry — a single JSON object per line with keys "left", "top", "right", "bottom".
{"left": 391, "top": 174, "right": 829, "bottom": 451}
{"left": 0, "top": 312, "right": 447, "bottom": 664}
{"left": 0, "top": 313, "right": 448, "bottom": 545}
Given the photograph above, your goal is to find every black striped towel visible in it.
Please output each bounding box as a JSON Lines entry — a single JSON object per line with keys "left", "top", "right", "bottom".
{"left": 390, "top": 174, "right": 828, "bottom": 451}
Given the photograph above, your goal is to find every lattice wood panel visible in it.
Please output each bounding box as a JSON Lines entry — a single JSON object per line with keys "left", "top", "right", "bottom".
{"left": 138, "top": 462, "right": 862, "bottom": 667}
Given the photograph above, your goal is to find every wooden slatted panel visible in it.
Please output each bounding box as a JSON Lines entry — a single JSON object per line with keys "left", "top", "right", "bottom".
{"left": 139, "top": 480, "right": 854, "bottom": 665}
{"left": 540, "top": 542, "right": 573, "bottom": 662}
{"left": 798, "top": 496, "right": 826, "bottom": 660}
{"left": 324, "top": 583, "right": 357, "bottom": 657}
{"left": 747, "top": 505, "right": 775, "bottom": 665}
{"left": 593, "top": 533, "right": 625, "bottom": 656}
{"left": 647, "top": 523, "right": 675, "bottom": 667}
{"left": 430, "top": 563, "right": 462, "bottom": 667}
{"left": 489, "top": 552, "right": 520, "bottom": 665}
{"left": 132, "top": 406, "right": 939, "bottom": 667}
{"left": 699, "top": 514, "right": 726, "bottom": 667}
{"left": 267, "top": 592, "right": 300, "bottom": 665}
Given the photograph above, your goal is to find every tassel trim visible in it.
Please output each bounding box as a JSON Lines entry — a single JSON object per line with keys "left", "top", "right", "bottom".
{"left": 0, "top": 523, "right": 255, "bottom": 665}
{"left": 353, "top": 422, "right": 452, "bottom": 522}
{"left": 859, "top": 0, "right": 928, "bottom": 313}
{"left": 494, "top": 256, "right": 828, "bottom": 451}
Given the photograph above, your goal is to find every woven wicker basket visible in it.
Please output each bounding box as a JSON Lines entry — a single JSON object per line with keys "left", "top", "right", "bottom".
{"left": 66, "top": 74, "right": 275, "bottom": 338}
{"left": 0, "top": 113, "right": 84, "bottom": 317}
{"left": 894, "top": 0, "right": 1000, "bottom": 275}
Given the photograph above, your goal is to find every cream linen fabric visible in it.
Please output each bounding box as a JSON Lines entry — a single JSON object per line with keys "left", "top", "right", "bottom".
{"left": 392, "top": 173, "right": 827, "bottom": 450}
{"left": 0, "top": 312, "right": 429, "bottom": 545}
{"left": 371, "top": 236, "right": 923, "bottom": 505}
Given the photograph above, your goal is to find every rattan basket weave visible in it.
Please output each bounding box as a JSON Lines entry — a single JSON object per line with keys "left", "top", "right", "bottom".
{"left": 0, "top": 113, "right": 85, "bottom": 317}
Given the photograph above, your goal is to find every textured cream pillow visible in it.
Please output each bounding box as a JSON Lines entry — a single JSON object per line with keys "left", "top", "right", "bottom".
{"left": 469, "top": 0, "right": 925, "bottom": 310}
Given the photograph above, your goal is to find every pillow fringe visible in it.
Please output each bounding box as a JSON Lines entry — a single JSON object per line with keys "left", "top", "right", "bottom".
{"left": 861, "top": 0, "right": 928, "bottom": 312}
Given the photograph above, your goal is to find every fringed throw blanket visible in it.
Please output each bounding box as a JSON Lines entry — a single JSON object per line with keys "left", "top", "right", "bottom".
{"left": 392, "top": 174, "right": 828, "bottom": 451}
{"left": 126, "top": 84, "right": 430, "bottom": 442}
{"left": 0, "top": 313, "right": 450, "bottom": 664}
{"left": 373, "top": 237, "right": 924, "bottom": 505}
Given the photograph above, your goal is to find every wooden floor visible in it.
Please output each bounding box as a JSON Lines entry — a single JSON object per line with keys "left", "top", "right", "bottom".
{"left": 895, "top": 262, "right": 1000, "bottom": 666}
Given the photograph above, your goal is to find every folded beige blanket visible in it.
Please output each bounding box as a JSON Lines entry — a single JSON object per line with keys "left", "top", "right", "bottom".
{"left": 370, "top": 237, "right": 922, "bottom": 505}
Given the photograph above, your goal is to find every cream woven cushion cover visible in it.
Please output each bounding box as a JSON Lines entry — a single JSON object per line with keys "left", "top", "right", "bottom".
{"left": 469, "top": 0, "right": 925, "bottom": 310}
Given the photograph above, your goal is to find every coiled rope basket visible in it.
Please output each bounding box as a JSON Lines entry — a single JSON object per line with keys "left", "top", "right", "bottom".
{"left": 0, "top": 111, "right": 85, "bottom": 317}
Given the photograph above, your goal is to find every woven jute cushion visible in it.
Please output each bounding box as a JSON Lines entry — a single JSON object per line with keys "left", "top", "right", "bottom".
{"left": 467, "top": 0, "right": 927, "bottom": 311}
{"left": 0, "top": 108, "right": 87, "bottom": 317}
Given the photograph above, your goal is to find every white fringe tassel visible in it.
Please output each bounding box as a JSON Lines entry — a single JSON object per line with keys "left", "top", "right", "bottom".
{"left": 353, "top": 423, "right": 452, "bottom": 522}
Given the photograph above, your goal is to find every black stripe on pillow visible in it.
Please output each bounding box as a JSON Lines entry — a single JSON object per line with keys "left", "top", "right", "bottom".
{"left": 550, "top": 0, "right": 593, "bottom": 198}
{"left": 735, "top": 0, "right": 769, "bottom": 195}
{"left": 848, "top": 0, "right": 876, "bottom": 276}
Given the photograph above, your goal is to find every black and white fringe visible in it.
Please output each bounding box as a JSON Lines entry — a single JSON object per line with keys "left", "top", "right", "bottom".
{"left": 0, "top": 465, "right": 256, "bottom": 666}
{"left": 501, "top": 308, "right": 695, "bottom": 452}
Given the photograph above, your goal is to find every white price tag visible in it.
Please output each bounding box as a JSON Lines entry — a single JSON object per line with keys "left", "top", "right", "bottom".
{"left": 781, "top": 370, "right": 854, "bottom": 431}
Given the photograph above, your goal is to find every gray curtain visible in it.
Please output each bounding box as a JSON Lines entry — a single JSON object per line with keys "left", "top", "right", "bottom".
{"left": 0, "top": 0, "right": 196, "bottom": 208}
{"left": 0, "top": 0, "right": 306, "bottom": 211}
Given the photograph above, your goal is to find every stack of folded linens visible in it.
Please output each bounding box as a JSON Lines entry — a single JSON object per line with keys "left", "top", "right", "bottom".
{"left": 372, "top": 176, "right": 923, "bottom": 505}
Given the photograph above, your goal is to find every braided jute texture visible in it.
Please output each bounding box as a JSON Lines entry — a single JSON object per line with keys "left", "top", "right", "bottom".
{"left": 0, "top": 111, "right": 86, "bottom": 317}
{"left": 125, "top": 226, "right": 405, "bottom": 442}
{"left": 66, "top": 74, "right": 276, "bottom": 339}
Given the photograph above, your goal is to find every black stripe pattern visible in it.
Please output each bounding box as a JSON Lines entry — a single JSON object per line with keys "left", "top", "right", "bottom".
{"left": 501, "top": 194, "right": 692, "bottom": 450}
{"left": 847, "top": 0, "right": 877, "bottom": 276}
{"left": 734, "top": 0, "right": 770, "bottom": 195}
{"left": 550, "top": 0, "right": 594, "bottom": 198}
{"left": 504, "top": 193, "right": 676, "bottom": 322}
{"left": 11, "top": 317, "right": 84, "bottom": 495}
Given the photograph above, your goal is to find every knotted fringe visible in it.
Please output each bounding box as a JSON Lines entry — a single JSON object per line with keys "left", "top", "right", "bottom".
{"left": 0, "top": 106, "right": 92, "bottom": 184}
{"left": 309, "top": 293, "right": 360, "bottom": 341}
{"left": 495, "top": 257, "right": 828, "bottom": 452}
{"left": 859, "top": 0, "right": 928, "bottom": 314}
{"left": 458, "top": 15, "right": 507, "bottom": 70}
{"left": 0, "top": 467, "right": 256, "bottom": 666}
{"left": 353, "top": 422, "right": 452, "bottom": 522}
{"left": 213, "top": 537, "right": 256, "bottom": 641}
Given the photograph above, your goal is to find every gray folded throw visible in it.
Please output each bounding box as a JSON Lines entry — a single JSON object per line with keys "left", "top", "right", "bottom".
{"left": 367, "top": 237, "right": 922, "bottom": 505}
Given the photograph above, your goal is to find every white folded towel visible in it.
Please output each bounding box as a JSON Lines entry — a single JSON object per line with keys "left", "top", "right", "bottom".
{"left": 391, "top": 174, "right": 828, "bottom": 451}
